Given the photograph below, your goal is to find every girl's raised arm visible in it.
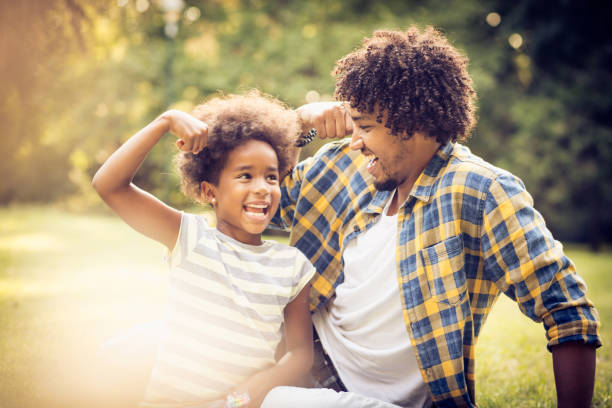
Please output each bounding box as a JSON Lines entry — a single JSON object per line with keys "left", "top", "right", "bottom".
{"left": 92, "top": 110, "right": 208, "bottom": 250}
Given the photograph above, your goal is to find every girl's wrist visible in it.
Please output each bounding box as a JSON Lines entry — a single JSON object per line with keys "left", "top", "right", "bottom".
{"left": 156, "top": 110, "right": 174, "bottom": 133}
{"left": 225, "top": 391, "right": 250, "bottom": 408}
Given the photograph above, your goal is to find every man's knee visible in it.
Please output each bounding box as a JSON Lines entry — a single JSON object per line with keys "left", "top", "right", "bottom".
{"left": 261, "top": 386, "right": 295, "bottom": 408}
{"left": 262, "top": 386, "right": 405, "bottom": 408}
{"left": 261, "top": 386, "right": 345, "bottom": 408}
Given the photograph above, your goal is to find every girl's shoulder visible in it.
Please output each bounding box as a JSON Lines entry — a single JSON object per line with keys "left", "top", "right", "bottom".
{"left": 181, "top": 211, "right": 215, "bottom": 234}
{"left": 170, "top": 211, "right": 215, "bottom": 257}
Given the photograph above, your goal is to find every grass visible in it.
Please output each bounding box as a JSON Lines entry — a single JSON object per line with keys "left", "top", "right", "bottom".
{"left": 475, "top": 247, "right": 612, "bottom": 407}
{"left": 0, "top": 205, "right": 610, "bottom": 407}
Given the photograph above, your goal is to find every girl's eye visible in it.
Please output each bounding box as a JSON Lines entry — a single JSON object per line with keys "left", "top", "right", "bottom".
{"left": 267, "top": 174, "right": 279, "bottom": 182}
{"left": 238, "top": 173, "right": 251, "bottom": 180}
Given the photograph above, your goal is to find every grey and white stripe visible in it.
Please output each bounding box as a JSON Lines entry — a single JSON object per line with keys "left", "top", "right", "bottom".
{"left": 141, "top": 213, "right": 315, "bottom": 407}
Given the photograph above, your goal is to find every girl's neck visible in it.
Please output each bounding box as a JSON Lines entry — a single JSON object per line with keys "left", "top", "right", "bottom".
{"left": 215, "top": 220, "right": 263, "bottom": 246}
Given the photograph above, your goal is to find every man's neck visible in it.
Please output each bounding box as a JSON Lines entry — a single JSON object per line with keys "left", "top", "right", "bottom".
{"left": 387, "top": 139, "right": 441, "bottom": 216}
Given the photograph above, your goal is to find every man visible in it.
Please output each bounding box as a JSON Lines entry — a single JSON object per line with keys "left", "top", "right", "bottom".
{"left": 262, "top": 26, "right": 600, "bottom": 407}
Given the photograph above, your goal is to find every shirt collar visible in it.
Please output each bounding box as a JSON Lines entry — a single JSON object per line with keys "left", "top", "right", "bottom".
{"left": 364, "top": 141, "right": 454, "bottom": 213}
{"left": 409, "top": 141, "right": 454, "bottom": 202}
{"left": 365, "top": 189, "right": 392, "bottom": 214}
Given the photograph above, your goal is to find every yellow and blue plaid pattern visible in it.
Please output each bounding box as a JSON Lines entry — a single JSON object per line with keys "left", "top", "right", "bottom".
{"left": 273, "top": 140, "right": 601, "bottom": 407}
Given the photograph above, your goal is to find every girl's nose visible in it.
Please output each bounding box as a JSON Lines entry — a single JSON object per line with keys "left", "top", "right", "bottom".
{"left": 253, "top": 177, "right": 270, "bottom": 194}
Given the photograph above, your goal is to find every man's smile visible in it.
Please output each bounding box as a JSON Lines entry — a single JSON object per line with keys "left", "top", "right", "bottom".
{"left": 367, "top": 156, "right": 379, "bottom": 173}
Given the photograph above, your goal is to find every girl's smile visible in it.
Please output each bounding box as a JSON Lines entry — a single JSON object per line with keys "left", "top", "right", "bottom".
{"left": 243, "top": 201, "right": 272, "bottom": 221}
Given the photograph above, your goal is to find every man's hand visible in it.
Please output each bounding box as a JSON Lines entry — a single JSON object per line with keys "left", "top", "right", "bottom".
{"left": 296, "top": 102, "right": 353, "bottom": 140}
{"left": 160, "top": 109, "right": 209, "bottom": 154}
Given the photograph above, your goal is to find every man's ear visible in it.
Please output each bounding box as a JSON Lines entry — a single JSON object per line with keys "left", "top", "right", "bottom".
{"left": 200, "top": 181, "right": 216, "bottom": 205}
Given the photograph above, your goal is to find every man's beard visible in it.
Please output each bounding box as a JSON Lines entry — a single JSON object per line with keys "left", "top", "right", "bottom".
{"left": 374, "top": 178, "right": 400, "bottom": 191}
{"left": 373, "top": 162, "right": 401, "bottom": 191}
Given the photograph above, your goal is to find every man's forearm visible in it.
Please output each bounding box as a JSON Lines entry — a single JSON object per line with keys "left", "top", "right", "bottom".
{"left": 551, "top": 341, "right": 596, "bottom": 408}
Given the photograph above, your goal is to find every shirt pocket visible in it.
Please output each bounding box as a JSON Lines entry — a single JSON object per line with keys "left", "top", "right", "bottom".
{"left": 419, "top": 235, "right": 467, "bottom": 306}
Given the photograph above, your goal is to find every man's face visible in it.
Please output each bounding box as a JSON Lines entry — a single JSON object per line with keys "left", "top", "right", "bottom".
{"left": 347, "top": 106, "right": 414, "bottom": 191}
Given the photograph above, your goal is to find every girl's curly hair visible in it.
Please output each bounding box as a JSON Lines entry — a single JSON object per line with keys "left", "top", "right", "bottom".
{"left": 333, "top": 26, "right": 477, "bottom": 144}
{"left": 175, "top": 91, "right": 299, "bottom": 202}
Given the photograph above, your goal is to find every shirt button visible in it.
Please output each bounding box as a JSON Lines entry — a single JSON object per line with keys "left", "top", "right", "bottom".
{"left": 353, "top": 225, "right": 359, "bottom": 232}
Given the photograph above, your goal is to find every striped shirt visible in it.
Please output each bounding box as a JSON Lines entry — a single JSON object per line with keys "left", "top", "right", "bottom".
{"left": 272, "top": 140, "right": 601, "bottom": 407}
{"left": 141, "top": 213, "right": 315, "bottom": 407}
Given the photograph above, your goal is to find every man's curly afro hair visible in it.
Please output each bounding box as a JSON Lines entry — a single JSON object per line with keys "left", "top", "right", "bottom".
{"left": 175, "top": 91, "right": 299, "bottom": 203}
{"left": 333, "top": 26, "right": 477, "bottom": 144}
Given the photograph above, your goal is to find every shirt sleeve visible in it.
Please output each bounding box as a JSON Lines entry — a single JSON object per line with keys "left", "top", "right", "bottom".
{"left": 288, "top": 250, "right": 316, "bottom": 302}
{"left": 271, "top": 140, "right": 348, "bottom": 230}
{"left": 479, "top": 172, "right": 601, "bottom": 350}
{"left": 165, "top": 212, "right": 209, "bottom": 268}
{"left": 270, "top": 155, "right": 315, "bottom": 230}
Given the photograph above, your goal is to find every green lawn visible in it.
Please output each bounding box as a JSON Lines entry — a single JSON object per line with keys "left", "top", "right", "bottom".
{"left": 0, "top": 206, "right": 610, "bottom": 407}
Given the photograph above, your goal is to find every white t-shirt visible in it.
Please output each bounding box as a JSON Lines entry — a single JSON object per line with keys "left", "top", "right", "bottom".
{"left": 313, "top": 193, "right": 432, "bottom": 407}
{"left": 141, "top": 213, "right": 315, "bottom": 407}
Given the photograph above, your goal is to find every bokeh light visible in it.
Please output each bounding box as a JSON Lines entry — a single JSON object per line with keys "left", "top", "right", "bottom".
{"left": 184, "top": 6, "right": 201, "bottom": 23}
{"left": 486, "top": 12, "right": 501, "bottom": 27}
{"left": 508, "top": 33, "right": 523, "bottom": 49}
{"left": 305, "top": 90, "right": 320, "bottom": 103}
{"left": 135, "top": 0, "right": 149, "bottom": 13}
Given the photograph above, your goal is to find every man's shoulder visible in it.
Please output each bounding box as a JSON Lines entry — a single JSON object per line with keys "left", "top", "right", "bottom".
{"left": 449, "top": 144, "right": 503, "bottom": 176}
{"left": 301, "top": 138, "right": 369, "bottom": 181}
{"left": 310, "top": 138, "right": 355, "bottom": 162}
{"left": 445, "top": 144, "right": 520, "bottom": 191}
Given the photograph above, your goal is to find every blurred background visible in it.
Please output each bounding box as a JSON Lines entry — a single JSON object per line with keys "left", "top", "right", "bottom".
{"left": 1, "top": 0, "right": 611, "bottom": 246}
{"left": 1, "top": 1, "right": 611, "bottom": 407}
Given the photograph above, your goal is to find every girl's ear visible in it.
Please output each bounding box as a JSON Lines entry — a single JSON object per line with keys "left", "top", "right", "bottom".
{"left": 200, "top": 181, "right": 216, "bottom": 206}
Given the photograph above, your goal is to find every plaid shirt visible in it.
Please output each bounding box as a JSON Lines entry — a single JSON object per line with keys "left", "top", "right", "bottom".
{"left": 273, "top": 140, "right": 601, "bottom": 407}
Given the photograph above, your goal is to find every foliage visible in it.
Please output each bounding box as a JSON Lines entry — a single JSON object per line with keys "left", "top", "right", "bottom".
{"left": 1, "top": 0, "right": 611, "bottom": 245}
{"left": 475, "top": 0, "right": 612, "bottom": 247}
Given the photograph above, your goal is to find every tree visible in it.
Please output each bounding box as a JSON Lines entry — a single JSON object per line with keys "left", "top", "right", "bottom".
{"left": 1, "top": 0, "right": 610, "bottom": 246}
{"left": 480, "top": 0, "right": 612, "bottom": 248}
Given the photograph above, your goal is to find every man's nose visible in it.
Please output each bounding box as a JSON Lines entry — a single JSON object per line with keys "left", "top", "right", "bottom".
{"left": 350, "top": 132, "right": 364, "bottom": 151}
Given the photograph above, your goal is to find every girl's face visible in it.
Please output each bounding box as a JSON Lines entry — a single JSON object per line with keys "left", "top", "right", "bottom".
{"left": 205, "top": 139, "right": 281, "bottom": 245}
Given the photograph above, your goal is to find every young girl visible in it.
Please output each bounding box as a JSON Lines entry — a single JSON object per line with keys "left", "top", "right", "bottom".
{"left": 92, "top": 92, "right": 315, "bottom": 408}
